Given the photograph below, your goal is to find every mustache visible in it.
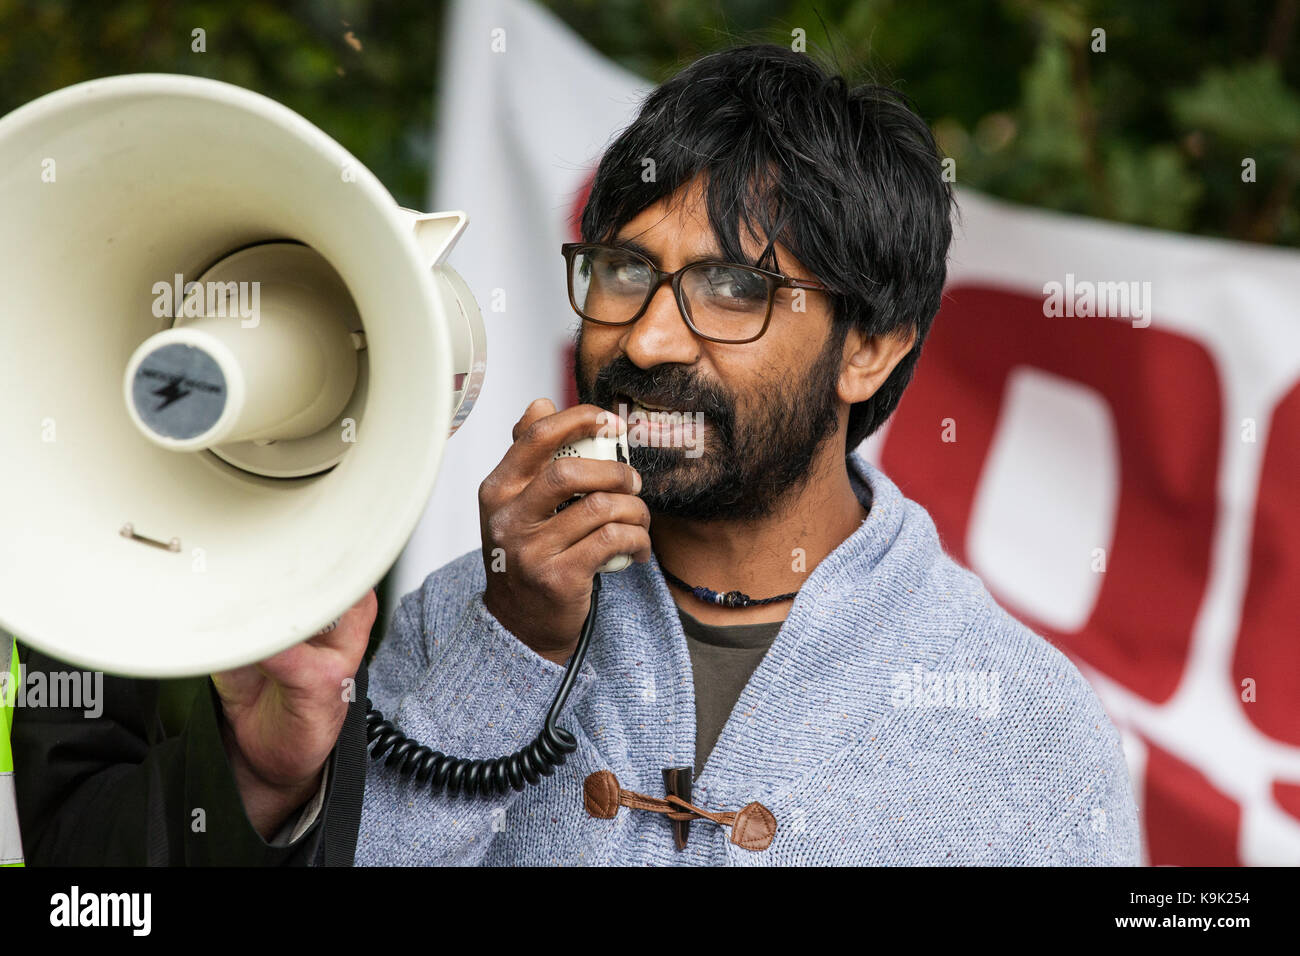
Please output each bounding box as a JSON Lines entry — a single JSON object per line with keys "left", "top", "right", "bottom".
{"left": 589, "top": 356, "right": 733, "bottom": 424}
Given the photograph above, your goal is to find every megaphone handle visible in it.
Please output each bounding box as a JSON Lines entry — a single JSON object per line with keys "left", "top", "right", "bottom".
{"left": 364, "top": 575, "right": 602, "bottom": 798}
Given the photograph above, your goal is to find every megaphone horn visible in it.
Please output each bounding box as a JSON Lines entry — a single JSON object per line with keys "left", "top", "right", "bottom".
{"left": 0, "top": 74, "right": 485, "bottom": 677}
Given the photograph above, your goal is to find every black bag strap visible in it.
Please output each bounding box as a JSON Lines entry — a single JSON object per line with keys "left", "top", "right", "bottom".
{"left": 138, "top": 681, "right": 171, "bottom": 867}
{"left": 320, "top": 660, "right": 367, "bottom": 867}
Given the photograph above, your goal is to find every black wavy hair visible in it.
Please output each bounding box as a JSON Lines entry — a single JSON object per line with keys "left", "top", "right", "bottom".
{"left": 580, "top": 43, "right": 955, "bottom": 452}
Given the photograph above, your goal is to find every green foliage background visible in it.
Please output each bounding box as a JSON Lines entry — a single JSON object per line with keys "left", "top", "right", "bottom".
{"left": 2, "top": 0, "right": 1296, "bottom": 246}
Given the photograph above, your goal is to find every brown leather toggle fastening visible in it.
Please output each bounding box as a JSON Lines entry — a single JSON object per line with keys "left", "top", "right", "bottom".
{"left": 662, "top": 767, "right": 693, "bottom": 849}
{"left": 582, "top": 770, "right": 777, "bottom": 851}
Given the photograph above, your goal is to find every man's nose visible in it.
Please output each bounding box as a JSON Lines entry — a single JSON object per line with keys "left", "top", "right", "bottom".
{"left": 619, "top": 282, "right": 699, "bottom": 369}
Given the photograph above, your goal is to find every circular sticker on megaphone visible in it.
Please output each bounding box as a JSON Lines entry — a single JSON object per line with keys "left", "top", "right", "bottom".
{"left": 130, "top": 343, "right": 229, "bottom": 441}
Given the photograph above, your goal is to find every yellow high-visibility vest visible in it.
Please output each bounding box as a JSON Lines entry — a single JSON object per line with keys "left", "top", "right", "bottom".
{"left": 1, "top": 634, "right": 23, "bottom": 866}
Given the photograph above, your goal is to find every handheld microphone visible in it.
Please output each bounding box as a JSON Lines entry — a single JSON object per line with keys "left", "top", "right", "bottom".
{"left": 553, "top": 431, "right": 633, "bottom": 573}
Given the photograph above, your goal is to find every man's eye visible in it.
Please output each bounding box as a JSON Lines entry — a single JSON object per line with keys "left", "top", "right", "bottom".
{"left": 613, "top": 261, "right": 649, "bottom": 282}
{"left": 596, "top": 255, "right": 650, "bottom": 286}
{"left": 697, "top": 267, "right": 767, "bottom": 301}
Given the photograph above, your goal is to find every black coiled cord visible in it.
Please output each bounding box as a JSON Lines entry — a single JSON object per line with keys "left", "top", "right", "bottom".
{"left": 364, "top": 575, "right": 602, "bottom": 797}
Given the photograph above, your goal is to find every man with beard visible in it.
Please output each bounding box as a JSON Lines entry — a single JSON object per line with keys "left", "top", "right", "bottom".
{"left": 354, "top": 44, "right": 1140, "bottom": 865}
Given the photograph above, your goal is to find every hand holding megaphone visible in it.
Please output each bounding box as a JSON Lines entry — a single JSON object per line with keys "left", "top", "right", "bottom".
{"left": 479, "top": 400, "right": 649, "bottom": 667}
{"left": 212, "top": 589, "right": 376, "bottom": 839}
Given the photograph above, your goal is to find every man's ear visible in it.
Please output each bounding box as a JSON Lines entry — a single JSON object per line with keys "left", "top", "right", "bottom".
{"left": 837, "top": 325, "right": 918, "bottom": 405}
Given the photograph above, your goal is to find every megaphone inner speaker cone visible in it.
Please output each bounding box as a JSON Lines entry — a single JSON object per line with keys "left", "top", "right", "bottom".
{"left": 123, "top": 242, "right": 369, "bottom": 478}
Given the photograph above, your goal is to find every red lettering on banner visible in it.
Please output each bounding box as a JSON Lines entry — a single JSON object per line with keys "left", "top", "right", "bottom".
{"left": 881, "top": 284, "right": 1221, "bottom": 703}
{"left": 562, "top": 342, "right": 579, "bottom": 409}
{"left": 1143, "top": 739, "right": 1241, "bottom": 865}
{"left": 1271, "top": 780, "right": 1300, "bottom": 823}
{"left": 1233, "top": 378, "right": 1300, "bottom": 744}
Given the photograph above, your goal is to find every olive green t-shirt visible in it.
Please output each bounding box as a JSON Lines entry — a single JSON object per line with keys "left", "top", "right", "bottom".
{"left": 678, "top": 609, "right": 783, "bottom": 778}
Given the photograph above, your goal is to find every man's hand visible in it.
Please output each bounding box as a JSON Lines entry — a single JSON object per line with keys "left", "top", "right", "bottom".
{"left": 480, "top": 399, "right": 650, "bottom": 666}
{"left": 212, "top": 590, "right": 376, "bottom": 840}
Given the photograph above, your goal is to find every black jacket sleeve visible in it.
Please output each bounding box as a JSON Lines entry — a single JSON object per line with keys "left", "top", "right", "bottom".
{"left": 11, "top": 645, "right": 368, "bottom": 866}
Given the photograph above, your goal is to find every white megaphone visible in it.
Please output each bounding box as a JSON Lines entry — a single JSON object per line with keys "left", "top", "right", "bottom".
{"left": 0, "top": 74, "right": 486, "bottom": 677}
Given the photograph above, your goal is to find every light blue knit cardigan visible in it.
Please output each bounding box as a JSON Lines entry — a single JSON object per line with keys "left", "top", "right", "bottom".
{"left": 356, "top": 453, "right": 1140, "bottom": 865}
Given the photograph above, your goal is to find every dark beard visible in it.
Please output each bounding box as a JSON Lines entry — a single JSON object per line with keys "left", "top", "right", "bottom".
{"left": 574, "top": 325, "right": 846, "bottom": 521}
